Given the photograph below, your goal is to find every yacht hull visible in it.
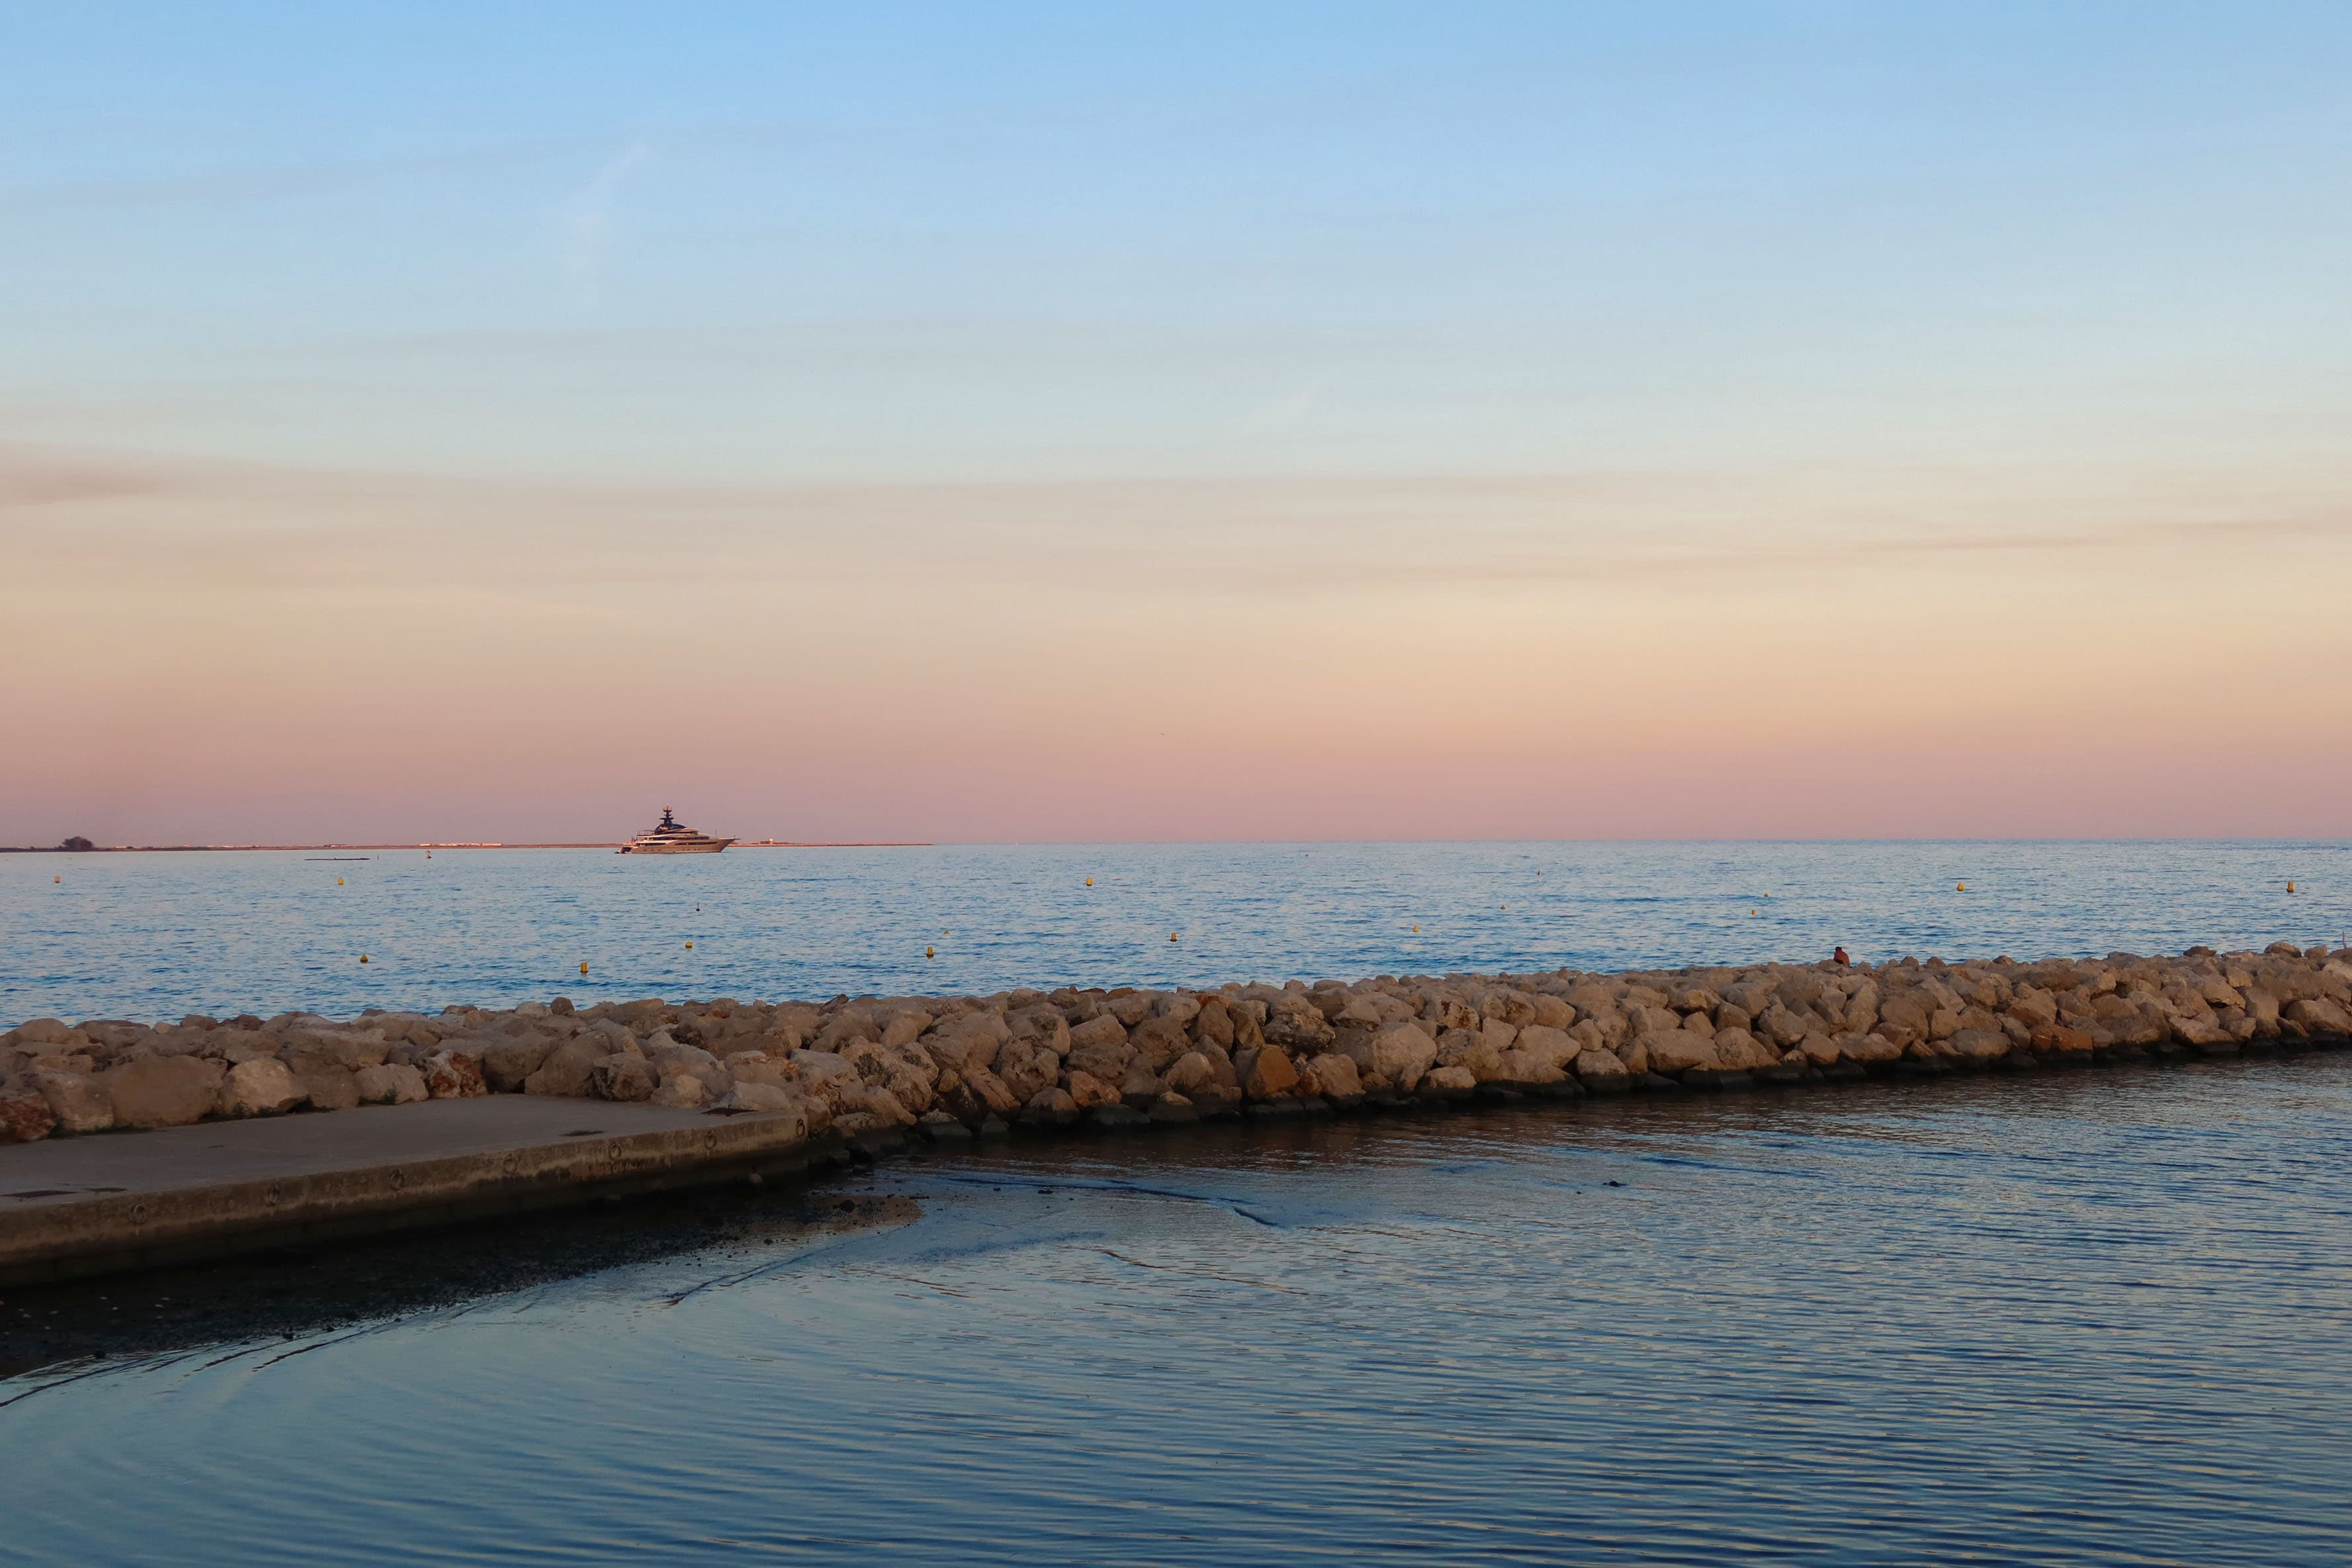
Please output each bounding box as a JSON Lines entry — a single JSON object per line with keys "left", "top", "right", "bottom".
{"left": 619, "top": 838, "right": 733, "bottom": 854}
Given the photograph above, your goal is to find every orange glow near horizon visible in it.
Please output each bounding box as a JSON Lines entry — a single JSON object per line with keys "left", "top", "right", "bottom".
{"left": 6, "top": 446, "right": 2347, "bottom": 845}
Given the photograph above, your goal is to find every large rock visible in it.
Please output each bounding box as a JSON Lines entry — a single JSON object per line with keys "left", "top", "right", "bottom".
{"left": 1512, "top": 1025, "right": 1579, "bottom": 1074}
{"left": 2030, "top": 1024, "right": 2097, "bottom": 1055}
{"left": 588, "top": 1055, "right": 656, "bottom": 1102}
{"left": 2006, "top": 988, "right": 2059, "bottom": 1028}
{"left": 1241, "top": 1046, "right": 1300, "bottom": 1100}
{"left": 1707, "top": 1027, "right": 1778, "bottom": 1071}
{"left": 481, "top": 1037, "right": 556, "bottom": 1092}
{"left": 1493, "top": 1048, "right": 1568, "bottom": 1086}
{"left": 993, "top": 1041, "right": 1061, "bottom": 1102}
{"left": 354, "top": 1063, "right": 429, "bottom": 1105}
{"left": 294, "top": 1063, "right": 362, "bottom": 1111}
{"left": 1303, "top": 1052, "right": 1362, "bottom": 1098}
{"left": 1840, "top": 1032, "right": 1904, "bottom": 1064}
{"left": 1065, "top": 1037, "right": 1136, "bottom": 1083}
{"left": 1944, "top": 1028, "right": 2009, "bottom": 1063}
{"left": 961, "top": 1065, "right": 1024, "bottom": 1117}
{"left": 32, "top": 1070, "right": 114, "bottom": 1134}
{"left": 1573, "top": 1049, "right": 1631, "bottom": 1090}
{"left": 1164, "top": 1051, "right": 1219, "bottom": 1095}
{"left": 2285, "top": 998, "right": 2352, "bottom": 1035}
{"left": 109, "top": 1055, "right": 225, "bottom": 1128}
{"left": 1022, "top": 1086, "right": 1078, "bottom": 1126}
{"left": 714, "top": 1080, "right": 791, "bottom": 1112}
{"left": 422, "top": 1051, "right": 490, "bottom": 1098}
{"left": 1362, "top": 1022, "right": 1438, "bottom": 1091}
{"left": 1065, "top": 1070, "right": 1121, "bottom": 1110}
{"left": 1263, "top": 1002, "right": 1336, "bottom": 1051}
{"left": 284, "top": 1028, "right": 389, "bottom": 1071}
{"left": 525, "top": 1037, "right": 614, "bottom": 1097}
{"left": 221, "top": 1058, "right": 310, "bottom": 1117}
{"left": 1128, "top": 1014, "right": 1194, "bottom": 1072}
{"left": 1067, "top": 1013, "right": 1128, "bottom": 1051}
{"left": 0, "top": 1090, "right": 58, "bottom": 1143}
{"left": 1641, "top": 1031, "right": 1718, "bottom": 1075}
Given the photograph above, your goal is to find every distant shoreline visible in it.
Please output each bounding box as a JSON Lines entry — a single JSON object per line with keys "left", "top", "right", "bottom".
{"left": 0, "top": 842, "right": 932, "bottom": 853}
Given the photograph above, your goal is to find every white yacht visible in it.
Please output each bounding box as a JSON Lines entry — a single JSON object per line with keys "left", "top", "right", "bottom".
{"left": 619, "top": 807, "right": 735, "bottom": 855}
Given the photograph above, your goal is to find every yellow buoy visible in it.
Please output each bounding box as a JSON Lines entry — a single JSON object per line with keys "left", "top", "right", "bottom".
{"left": 1751, "top": 909, "right": 1758, "bottom": 916}
{"left": 1413, "top": 924, "right": 1420, "bottom": 933}
{"left": 54, "top": 875, "right": 62, "bottom": 883}
{"left": 1084, "top": 877, "right": 1093, "bottom": 887}
{"left": 1170, "top": 932, "right": 1180, "bottom": 942}
{"left": 2287, "top": 881, "right": 2296, "bottom": 893}
{"left": 580, "top": 961, "right": 589, "bottom": 975}
{"left": 1956, "top": 882, "right": 1965, "bottom": 893}
{"left": 359, "top": 954, "right": 369, "bottom": 964}
{"left": 685, "top": 941, "right": 693, "bottom": 949}
{"left": 926, "top": 945, "right": 935, "bottom": 959}
{"left": 337, "top": 876, "right": 345, "bottom": 886}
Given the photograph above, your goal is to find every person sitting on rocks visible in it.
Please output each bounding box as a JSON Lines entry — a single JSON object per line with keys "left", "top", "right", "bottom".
{"left": 1833, "top": 946, "right": 1850, "bottom": 967}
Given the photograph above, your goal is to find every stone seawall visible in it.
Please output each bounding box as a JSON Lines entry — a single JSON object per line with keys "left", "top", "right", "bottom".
{"left": 7, "top": 941, "right": 2352, "bottom": 1147}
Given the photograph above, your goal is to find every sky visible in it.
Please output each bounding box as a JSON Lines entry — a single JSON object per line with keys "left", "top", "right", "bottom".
{"left": 4, "top": 1, "right": 2349, "bottom": 844}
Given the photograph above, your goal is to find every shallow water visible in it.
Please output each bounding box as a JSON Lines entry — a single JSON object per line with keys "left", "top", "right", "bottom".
{"left": 3, "top": 839, "right": 2345, "bottom": 1024}
{"left": 7, "top": 1057, "right": 2350, "bottom": 1565}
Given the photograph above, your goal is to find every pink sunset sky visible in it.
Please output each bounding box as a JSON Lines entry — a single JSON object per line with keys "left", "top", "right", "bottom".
{"left": 6, "top": 7, "right": 2350, "bottom": 845}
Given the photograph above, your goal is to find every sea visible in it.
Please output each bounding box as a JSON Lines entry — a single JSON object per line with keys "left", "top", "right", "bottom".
{"left": 3, "top": 841, "right": 2349, "bottom": 1565}
{"left": 2, "top": 839, "right": 2345, "bottom": 1025}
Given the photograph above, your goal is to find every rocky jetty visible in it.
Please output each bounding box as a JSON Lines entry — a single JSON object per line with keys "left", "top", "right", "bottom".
{"left": 5, "top": 943, "right": 2351, "bottom": 1147}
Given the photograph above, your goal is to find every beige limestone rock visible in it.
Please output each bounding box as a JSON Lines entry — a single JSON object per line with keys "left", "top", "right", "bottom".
{"left": 292, "top": 1063, "right": 360, "bottom": 1111}
{"left": 32, "top": 1070, "right": 114, "bottom": 1134}
{"left": 221, "top": 1057, "right": 309, "bottom": 1117}
{"left": 1065, "top": 1070, "right": 1121, "bottom": 1110}
{"left": 2031, "top": 1024, "right": 2097, "bottom": 1055}
{"left": 1493, "top": 1049, "right": 1567, "bottom": 1086}
{"left": 1023, "top": 1086, "right": 1078, "bottom": 1125}
{"left": 1944, "top": 1028, "right": 2009, "bottom": 1063}
{"left": 1304, "top": 1051, "right": 1363, "bottom": 1098}
{"left": 1791, "top": 1034, "right": 1841, "bottom": 1067}
{"left": 1642, "top": 1031, "right": 1718, "bottom": 1075}
{"left": 1068, "top": 1013, "right": 1128, "bottom": 1050}
{"left": 1164, "top": 1051, "right": 1219, "bottom": 1096}
{"left": 1423, "top": 1064, "right": 1477, "bottom": 1094}
{"left": 649, "top": 1072, "right": 701, "bottom": 1110}
{"left": 588, "top": 1055, "right": 655, "bottom": 1102}
{"left": 1129, "top": 1014, "right": 1194, "bottom": 1072}
{"left": 2285, "top": 998, "right": 2352, "bottom": 1035}
{"left": 1708, "top": 1027, "right": 1778, "bottom": 1071}
{"left": 1512, "top": 1024, "right": 1579, "bottom": 1074}
{"left": 354, "top": 1063, "right": 429, "bottom": 1105}
{"left": 523, "top": 1037, "right": 611, "bottom": 1097}
{"left": 1573, "top": 1049, "right": 1631, "bottom": 1088}
{"left": 1362, "top": 1021, "right": 1438, "bottom": 1091}
{"left": 481, "top": 1037, "right": 557, "bottom": 1092}
{"left": 109, "top": 1055, "right": 225, "bottom": 1128}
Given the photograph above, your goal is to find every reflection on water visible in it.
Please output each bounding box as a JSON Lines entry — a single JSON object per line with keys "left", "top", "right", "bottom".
{"left": 7, "top": 1058, "right": 2351, "bottom": 1565}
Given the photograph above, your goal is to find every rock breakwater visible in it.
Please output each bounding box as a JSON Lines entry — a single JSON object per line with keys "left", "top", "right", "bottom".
{"left": 7, "top": 943, "right": 2351, "bottom": 1147}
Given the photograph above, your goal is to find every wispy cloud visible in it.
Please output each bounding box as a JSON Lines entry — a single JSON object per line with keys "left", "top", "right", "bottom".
{"left": 559, "top": 142, "right": 654, "bottom": 307}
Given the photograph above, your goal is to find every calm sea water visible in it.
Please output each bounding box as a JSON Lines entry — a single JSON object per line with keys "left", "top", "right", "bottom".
{"left": 3, "top": 840, "right": 2346, "bottom": 1025}
{"left": 5, "top": 1058, "right": 2350, "bottom": 1565}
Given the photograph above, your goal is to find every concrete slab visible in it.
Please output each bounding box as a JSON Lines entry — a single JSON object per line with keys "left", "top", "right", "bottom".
{"left": 0, "top": 1098, "right": 821, "bottom": 1286}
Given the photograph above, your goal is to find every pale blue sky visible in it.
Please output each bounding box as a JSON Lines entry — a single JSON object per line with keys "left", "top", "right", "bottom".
{"left": 8, "top": 1, "right": 2350, "bottom": 483}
